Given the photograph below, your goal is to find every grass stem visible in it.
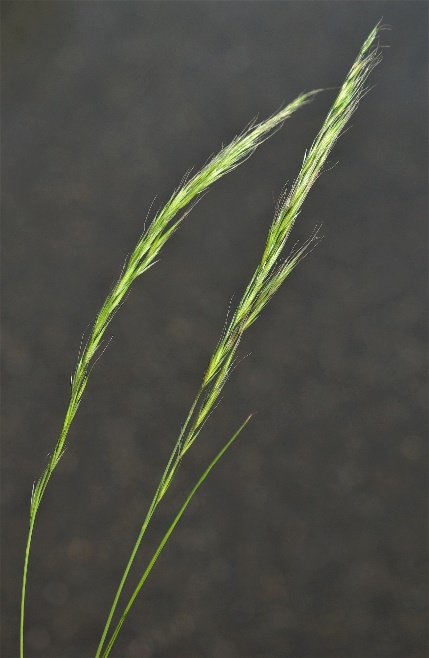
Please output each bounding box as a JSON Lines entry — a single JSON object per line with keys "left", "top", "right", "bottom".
{"left": 20, "top": 515, "right": 35, "bottom": 658}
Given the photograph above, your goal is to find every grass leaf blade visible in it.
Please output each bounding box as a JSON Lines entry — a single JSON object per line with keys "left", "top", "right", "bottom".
{"left": 100, "top": 415, "right": 253, "bottom": 658}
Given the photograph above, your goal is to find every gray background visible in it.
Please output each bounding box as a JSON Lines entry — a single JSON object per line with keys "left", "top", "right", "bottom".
{"left": 1, "top": 2, "right": 427, "bottom": 657}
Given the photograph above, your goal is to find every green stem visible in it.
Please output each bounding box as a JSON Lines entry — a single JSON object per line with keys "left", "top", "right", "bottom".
{"left": 94, "top": 500, "right": 157, "bottom": 658}
{"left": 95, "top": 395, "right": 202, "bottom": 657}
{"left": 100, "top": 416, "right": 252, "bottom": 658}
{"left": 20, "top": 514, "right": 35, "bottom": 658}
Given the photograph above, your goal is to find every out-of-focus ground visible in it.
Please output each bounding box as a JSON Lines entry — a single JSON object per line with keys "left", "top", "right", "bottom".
{"left": 2, "top": 2, "right": 427, "bottom": 657}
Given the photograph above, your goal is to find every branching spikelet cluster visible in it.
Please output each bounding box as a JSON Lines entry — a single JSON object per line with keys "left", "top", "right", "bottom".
{"left": 28, "top": 92, "right": 316, "bottom": 519}
{"left": 155, "top": 22, "right": 383, "bottom": 500}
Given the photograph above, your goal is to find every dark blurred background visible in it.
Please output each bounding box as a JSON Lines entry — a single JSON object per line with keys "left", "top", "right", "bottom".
{"left": 1, "top": 2, "right": 427, "bottom": 657}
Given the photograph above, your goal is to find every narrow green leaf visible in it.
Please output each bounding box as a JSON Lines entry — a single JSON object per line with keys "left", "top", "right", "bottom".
{"left": 99, "top": 415, "right": 253, "bottom": 658}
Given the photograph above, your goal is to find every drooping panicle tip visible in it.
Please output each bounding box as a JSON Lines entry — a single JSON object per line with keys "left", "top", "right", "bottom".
{"left": 362, "top": 20, "right": 390, "bottom": 63}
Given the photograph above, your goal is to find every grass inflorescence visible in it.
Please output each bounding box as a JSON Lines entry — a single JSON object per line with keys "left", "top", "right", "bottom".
{"left": 20, "top": 89, "right": 315, "bottom": 658}
{"left": 20, "top": 22, "right": 383, "bottom": 658}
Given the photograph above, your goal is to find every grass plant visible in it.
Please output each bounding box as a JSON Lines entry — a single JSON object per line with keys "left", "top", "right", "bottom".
{"left": 20, "top": 23, "right": 383, "bottom": 658}
{"left": 19, "top": 90, "right": 316, "bottom": 658}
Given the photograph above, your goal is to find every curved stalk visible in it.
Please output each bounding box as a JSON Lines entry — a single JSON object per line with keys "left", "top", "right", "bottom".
{"left": 20, "top": 515, "right": 35, "bottom": 658}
